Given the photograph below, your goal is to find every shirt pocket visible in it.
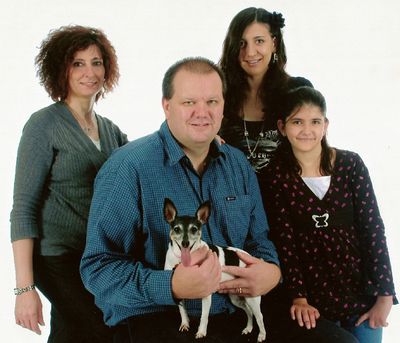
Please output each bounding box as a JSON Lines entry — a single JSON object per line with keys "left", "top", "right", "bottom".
{"left": 217, "top": 194, "right": 252, "bottom": 248}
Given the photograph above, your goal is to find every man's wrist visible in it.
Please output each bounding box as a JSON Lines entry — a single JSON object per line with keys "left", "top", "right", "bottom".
{"left": 171, "top": 268, "right": 181, "bottom": 303}
{"left": 14, "top": 284, "right": 35, "bottom": 296}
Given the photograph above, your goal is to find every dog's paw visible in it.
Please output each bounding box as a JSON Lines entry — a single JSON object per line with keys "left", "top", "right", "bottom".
{"left": 241, "top": 326, "right": 253, "bottom": 335}
{"left": 195, "top": 330, "right": 207, "bottom": 339}
{"left": 179, "top": 323, "right": 190, "bottom": 332}
{"left": 257, "top": 332, "right": 266, "bottom": 342}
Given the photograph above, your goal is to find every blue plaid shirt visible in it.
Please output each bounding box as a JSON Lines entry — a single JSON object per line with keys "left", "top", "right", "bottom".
{"left": 80, "top": 121, "right": 278, "bottom": 326}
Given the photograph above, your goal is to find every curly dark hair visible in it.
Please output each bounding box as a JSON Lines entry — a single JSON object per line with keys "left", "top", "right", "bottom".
{"left": 35, "top": 25, "right": 119, "bottom": 102}
{"left": 219, "top": 7, "right": 289, "bottom": 121}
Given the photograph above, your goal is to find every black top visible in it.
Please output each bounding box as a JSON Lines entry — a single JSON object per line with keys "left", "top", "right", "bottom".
{"left": 219, "top": 76, "right": 312, "bottom": 173}
{"left": 261, "top": 149, "right": 397, "bottom": 320}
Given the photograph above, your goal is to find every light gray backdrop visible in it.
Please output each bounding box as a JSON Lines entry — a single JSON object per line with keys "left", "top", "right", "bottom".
{"left": 1, "top": 0, "right": 399, "bottom": 341}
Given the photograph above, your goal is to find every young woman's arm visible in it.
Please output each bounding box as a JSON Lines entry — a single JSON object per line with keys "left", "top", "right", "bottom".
{"left": 290, "top": 297, "right": 320, "bottom": 329}
{"left": 355, "top": 295, "right": 393, "bottom": 328}
{"left": 350, "top": 154, "right": 396, "bottom": 295}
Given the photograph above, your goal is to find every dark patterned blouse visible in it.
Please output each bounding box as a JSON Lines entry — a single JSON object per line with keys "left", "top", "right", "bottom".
{"left": 260, "top": 149, "right": 396, "bottom": 321}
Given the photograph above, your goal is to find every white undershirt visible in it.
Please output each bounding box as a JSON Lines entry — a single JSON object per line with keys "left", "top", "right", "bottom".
{"left": 302, "top": 176, "right": 331, "bottom": 200}
{"left": 90, "top": 137, "right": 101, "bottom": 151}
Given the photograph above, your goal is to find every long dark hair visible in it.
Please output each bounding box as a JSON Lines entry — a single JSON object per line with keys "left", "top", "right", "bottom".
{"left": 219, "top": 7, "right": 288, "bottom": 122}
{"left": 276, "top": 86, "right": 334, "bottom": 176}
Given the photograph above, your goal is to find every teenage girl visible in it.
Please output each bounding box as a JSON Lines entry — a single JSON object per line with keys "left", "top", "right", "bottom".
{"left": 260, "top": 86, "right": 396, "bottom": 343}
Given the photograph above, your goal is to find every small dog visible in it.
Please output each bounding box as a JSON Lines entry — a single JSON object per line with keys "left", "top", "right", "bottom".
{"left": 163, "top": 198, "right": 266, "bottom": 342}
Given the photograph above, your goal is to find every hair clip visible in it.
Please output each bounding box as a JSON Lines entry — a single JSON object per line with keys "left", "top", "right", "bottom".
{"left": 269, "top": 12, "right": 285, "bottom": 29}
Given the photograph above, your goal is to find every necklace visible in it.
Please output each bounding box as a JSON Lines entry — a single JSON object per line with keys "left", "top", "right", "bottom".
{"left": 243, "top": 119, "right": 265, "bottom": 160}
{"left": 66, "top": 104, "right": 96, "bottom": 134}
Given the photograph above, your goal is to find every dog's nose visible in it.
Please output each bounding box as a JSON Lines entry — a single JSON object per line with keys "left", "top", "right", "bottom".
{"left": 182, "top": 240, "right": 189, "bottom": 248}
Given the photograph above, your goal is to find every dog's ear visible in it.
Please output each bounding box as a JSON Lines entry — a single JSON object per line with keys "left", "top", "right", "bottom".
{"left": 196, "top": 201, "right": 211, "bottom": 224}
{"left": 164, "top": 198, "right": 177, "bottom": 223}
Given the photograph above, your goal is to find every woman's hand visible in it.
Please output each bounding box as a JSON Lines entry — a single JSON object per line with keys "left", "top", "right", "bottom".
{"left": 290, "top": 298, "right": 320, "bottom": 329}
{"left": 12, "top": 239, "right": 44, "bottom": 334}
{"left": 355, "top": 295, "right": 393, "bottom": 329}
{"left": 15, "top": 290, "right": 45, "bottom": 334}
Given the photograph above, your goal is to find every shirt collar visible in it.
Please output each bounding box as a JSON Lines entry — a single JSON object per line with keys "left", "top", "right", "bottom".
{"left": 159, "top": 121, "right": 225, "bottom": 167}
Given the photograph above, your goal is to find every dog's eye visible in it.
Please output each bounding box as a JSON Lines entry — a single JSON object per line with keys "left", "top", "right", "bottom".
{"left": 190, "top": 227, "right": 198, "bottom": 234}
{"left": 173, "top": 226, "right": 181, "bottom": 234}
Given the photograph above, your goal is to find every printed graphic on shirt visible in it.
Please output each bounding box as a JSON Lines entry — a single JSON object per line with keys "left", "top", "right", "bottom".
{"left": 240, "top": 129, "right": 279, "bottom": 172}
{"left": 220, "top": 120, "right": 279, "bottom": 173}
{"left": 312, "top": 213, "right": 329, "bottom": 228}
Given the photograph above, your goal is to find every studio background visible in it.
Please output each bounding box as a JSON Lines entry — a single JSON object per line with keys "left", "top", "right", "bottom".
{"left": 0, "top": 0, "right": 399, "bottom": 341}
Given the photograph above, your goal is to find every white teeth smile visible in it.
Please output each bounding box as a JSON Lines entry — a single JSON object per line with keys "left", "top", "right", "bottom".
{"left": 247, "top": 59, "right": 261, "bottom": 65}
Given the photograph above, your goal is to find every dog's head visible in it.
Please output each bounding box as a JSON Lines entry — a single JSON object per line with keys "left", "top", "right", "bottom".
{"left": 163, "top": 198, "right": 210, "bottom": 266}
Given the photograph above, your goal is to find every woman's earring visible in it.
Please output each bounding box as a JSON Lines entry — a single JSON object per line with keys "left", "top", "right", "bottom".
{"left": 273, "top": 53, "right": 278, "bottom": 63}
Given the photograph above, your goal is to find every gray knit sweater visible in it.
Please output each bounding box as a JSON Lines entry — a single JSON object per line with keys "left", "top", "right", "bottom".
{"left": 10, "top": 102, "right": 128, "bottom": 255}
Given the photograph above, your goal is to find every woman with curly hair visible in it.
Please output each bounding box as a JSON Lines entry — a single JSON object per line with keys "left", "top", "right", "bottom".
{"left": 10, "top": 25, "right": 127, "bottom": 342}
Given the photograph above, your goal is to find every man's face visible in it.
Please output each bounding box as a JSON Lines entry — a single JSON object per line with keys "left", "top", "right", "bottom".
{"left": 162, "top": 69, "right": 224, "bottom": 152}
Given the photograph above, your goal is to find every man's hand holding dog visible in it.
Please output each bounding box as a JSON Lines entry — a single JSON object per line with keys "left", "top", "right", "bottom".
{"left": 171, "top": 247, "right": 222, "bottom": 300}
{"left": 218, "top": 251, "right": 281, "bottom": 297}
